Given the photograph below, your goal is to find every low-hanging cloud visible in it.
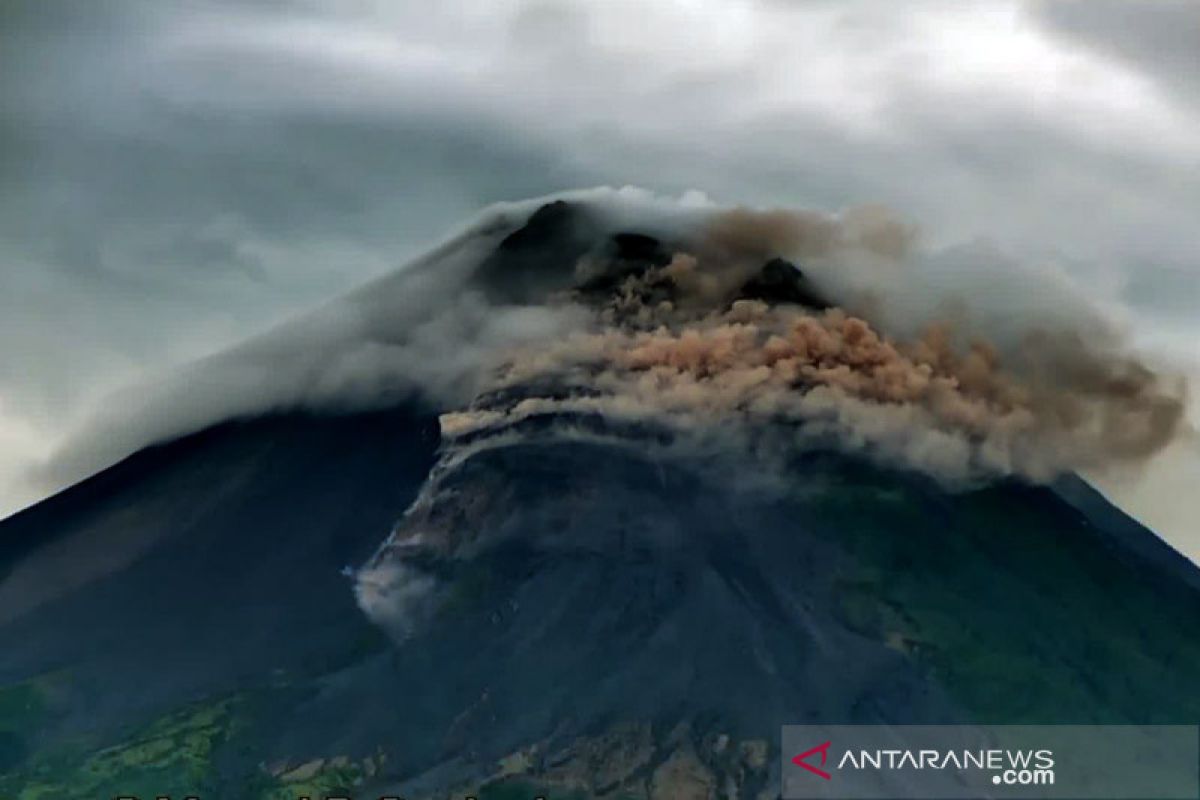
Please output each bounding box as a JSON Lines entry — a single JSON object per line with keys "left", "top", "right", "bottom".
{"left": 37, "top": 188, "right": 1187, "bottom": 495}
{"left": 443, "top": 199, "right": 1186, "bottom": 483}
{"left": 33, "top": 194, "right": 590, "bottom": 491}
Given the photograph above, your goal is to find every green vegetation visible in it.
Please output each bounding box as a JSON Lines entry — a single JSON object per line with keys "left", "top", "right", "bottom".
{"left": 821, "top": 473, "right": 1200, "bottom": 723}
{"left": 0, "top": 682, "right": 376, "bottom": 800}
{"left": 257, "top": 758, "right": 366, "bottom": 800}
{"left": 0, "top": 694, "right": 245, "bottom": 800}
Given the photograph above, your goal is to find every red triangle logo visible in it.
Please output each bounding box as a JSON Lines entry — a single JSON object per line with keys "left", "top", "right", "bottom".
{"left": 792, "top": 740, "right": 832, "bottom": 780}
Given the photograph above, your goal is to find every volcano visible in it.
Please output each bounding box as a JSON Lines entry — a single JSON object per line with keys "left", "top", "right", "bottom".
{"left": 1, "top": 194, "right": 1198, "bottom": 800}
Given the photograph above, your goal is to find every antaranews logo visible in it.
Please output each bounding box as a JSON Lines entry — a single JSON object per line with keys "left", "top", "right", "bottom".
{"left": 791, "top": 740, "right": 1054, "bottom": 785}
{"left": 791, "top": 741, "right": 832, "bottom": 780}
{"left": 781, "top": 725, "right": 1199, "bottom": 800}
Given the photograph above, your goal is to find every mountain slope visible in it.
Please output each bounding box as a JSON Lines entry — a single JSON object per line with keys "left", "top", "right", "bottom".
{"left": 0, "top": 409, "right": 438, "bottom": 796}
{"left": 1, "top": 405, "right": 1198, "bottom": 798}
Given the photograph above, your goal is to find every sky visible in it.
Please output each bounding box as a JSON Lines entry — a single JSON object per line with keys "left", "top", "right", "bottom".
{"left": 1, "top": 1, "right": 1197, "bottom": 553}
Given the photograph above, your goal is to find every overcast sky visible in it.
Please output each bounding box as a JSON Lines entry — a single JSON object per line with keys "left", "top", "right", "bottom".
{"left": 1, "top": 0, "right": 1197, "bottom": 551}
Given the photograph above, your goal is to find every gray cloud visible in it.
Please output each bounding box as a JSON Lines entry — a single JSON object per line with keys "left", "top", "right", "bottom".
{"left": 35, "top": 190, "right": 1187, "bottom": 502}
{"left": 0, "top": 0, "right": 596, "bottom": 508}
{"left": 1031, "top": 0, "right": 1200, "bottom": 111}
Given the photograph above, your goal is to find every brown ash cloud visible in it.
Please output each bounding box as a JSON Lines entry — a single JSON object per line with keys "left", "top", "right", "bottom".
{"left": 449, "top": 206, "right": 1185, "bottom": 484}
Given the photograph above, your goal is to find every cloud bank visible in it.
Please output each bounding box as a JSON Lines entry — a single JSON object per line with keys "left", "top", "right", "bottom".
{"left": 37, "top": 189, "right": 1188, "bottom": 493}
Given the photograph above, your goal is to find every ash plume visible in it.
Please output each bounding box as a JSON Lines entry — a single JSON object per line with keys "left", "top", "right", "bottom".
{"left": 447, "top": 201, "right": 1187, "bottom": 484}
{"left": 355, "top": 196, "right": 1189, "bottom": 643}
{"left": 38, "top": 189, "right": 1189, "bottom": 492}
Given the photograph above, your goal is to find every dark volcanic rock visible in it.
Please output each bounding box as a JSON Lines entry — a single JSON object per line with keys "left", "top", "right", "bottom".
{"left": 736, "top": 257, "right": 830, "bottom": 309}
{"left": 576, "top": 231, "right": 674, "bottom": 297}
{"left": 475, "top": 203, "right": 675, "bottom": 307}
{"left": 611, "top": 232, "right": 672, "bottom": 266}
{"left": 497, "top": 200, "right": 579, "bottom": 253}
{"left": 475, "top": 200, "right": 601, "bottom": 303}
{"left": 0, "top": 408, "right": 439, "bottom": 732}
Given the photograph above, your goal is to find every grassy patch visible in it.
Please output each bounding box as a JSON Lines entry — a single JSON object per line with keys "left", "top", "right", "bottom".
{"left": 0, "top": 694, "right": 245, "bottom": 800}
{"left": 815, "top": 474, "right": 1200, "bottom": 723}
{"left": 257, "top": 759, "right": 366, "bottom": 800}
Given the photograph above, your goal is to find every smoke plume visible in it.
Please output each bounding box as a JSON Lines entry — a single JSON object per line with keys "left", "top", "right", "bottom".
{"left": 444, "top": 200, "right": 1186, "bottom": 484}
{"left": 38, "top": 189, "right": 1189, "bottom": 492}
